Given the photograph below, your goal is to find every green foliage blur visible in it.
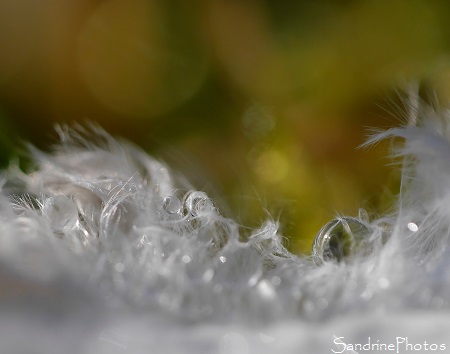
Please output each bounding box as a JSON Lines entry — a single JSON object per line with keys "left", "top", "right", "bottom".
{"left": 1, "top": 0, "right": 450, "bottom": 253}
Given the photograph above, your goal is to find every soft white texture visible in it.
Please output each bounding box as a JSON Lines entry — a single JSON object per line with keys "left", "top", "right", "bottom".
{"left": 1, "top": 113, "right": 450, "bottom": 353}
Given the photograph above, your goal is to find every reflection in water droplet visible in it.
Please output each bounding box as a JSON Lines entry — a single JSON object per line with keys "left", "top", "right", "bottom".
{"left": 312, "top": 217, "right": 373, "bottom": 264}
{"left": 163, "top": 196, "right": 182, "bottom": 214}
{"left": 219, "top": 256, "right": 227, "bottom": 263}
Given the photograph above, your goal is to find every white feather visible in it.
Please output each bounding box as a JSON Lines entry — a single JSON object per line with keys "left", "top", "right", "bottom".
{"left": 1, "top": 116, "right": 450, "bottom": 353}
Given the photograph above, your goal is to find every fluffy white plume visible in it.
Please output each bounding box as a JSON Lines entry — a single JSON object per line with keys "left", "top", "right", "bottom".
{"left": 1, "top": 113, "right": 450, "bottom": 353}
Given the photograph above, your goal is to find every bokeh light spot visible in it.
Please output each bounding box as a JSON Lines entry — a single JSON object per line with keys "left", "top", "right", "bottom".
{"left": 253, "top": 149, "right": 289, "bottom": 183}
{"left": 78, "top": 0, "right": 207, "bottom": 118}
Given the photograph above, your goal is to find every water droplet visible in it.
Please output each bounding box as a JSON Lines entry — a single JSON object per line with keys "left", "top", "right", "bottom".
{"left": 163, "top": 196, "right": 182, "bottom": 214}
{"left": 128, "top": 185, "right": 137, "bottom": 194}
{"left": 184, "top": 191, "right": 215, "bottom": 216}
{"left": 407, "top": 222, "right": 419, "bottom": 232}
{"left": 42, "top": 195, "right": 78, "bottom": 232}
{"left": 312, "top": 217, "right": 373, "bottom": 264}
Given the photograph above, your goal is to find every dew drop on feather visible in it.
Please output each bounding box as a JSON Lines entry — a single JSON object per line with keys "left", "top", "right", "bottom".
{"left": 312, "top": 217, "right": 373, "bottom": 263}
{"left": 42, "top": 195, "right": 78, "bottom": 232}
{"left": 163, "top": 196, "right": 182, "bottom": 214}
{"left": 184, "top": 191, "right": 215, "bottom": 216}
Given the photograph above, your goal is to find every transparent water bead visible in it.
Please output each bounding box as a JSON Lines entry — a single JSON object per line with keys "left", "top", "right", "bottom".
{"left": 312, "top": 217, "right": 373, "bottom": 264}
{"left": 184, "top": 191, "right": 215, "bottom": 217}
{"left": 42, "top": 195, "right": 79, "bottom": 232}
{"left": 163, "top": 196, "right": 182, "bottom": 214}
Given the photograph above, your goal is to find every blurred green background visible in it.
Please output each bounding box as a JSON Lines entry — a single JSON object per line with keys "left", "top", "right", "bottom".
{"left": 1, "top": 0, "right": 450, "bottom": 254}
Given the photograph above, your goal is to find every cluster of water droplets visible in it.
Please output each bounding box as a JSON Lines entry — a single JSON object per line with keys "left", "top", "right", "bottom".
{"left": 5, "top": 135, "right": 298, "bottom": 322}
{"left": 0, "top": 138, "right": 398, "bottom": 324}
{"left": 136, "top": 189, "right": 287, "bottom": 321}
{"left": 4, "top": 122, "right": 450, "bottom": 329}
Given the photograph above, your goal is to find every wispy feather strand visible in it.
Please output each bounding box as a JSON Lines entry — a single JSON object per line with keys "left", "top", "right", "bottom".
{"left": 1, "top": 111, "right": 450, "bottom": 353}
